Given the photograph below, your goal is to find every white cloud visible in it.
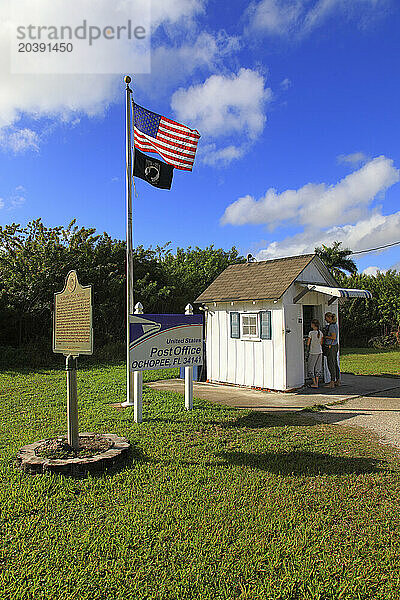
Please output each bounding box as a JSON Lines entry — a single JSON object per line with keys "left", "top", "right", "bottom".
{"left": 0, "top": 19, "right": 115, "bottom": 130}
{"left": 303, "top": 0, "right": 386, "bottom": 33}
{"left": 0, "top": 0, "right": 206, "bottom": 133}
{"left": 151, "top": 0, "right": 206, "bottom": 29}
{"left": 171, "top": 68, "right": 271, "bottom": 166}
{"left": 171, "top": 69, "right": 271, "bottom": 140}
{"left": 362, "top": 266, "right": 387, "bottom": 276}
{"left": 1, "top": 186, "right": 27, "bottom": 211}
{"left": 390, "top": 262, "right": 400, "bottom": 272}
{"left": 0, "top": 73, "right": 119, "bottom": 132}
{"left": 337, "top": 152, "right": 368, "bottom": 165}
{"left": 256, "top": 210, "right": 400, "bottom": 260}
{"left": 136, "top": 31, "right": 240, "bottom": 97}
{"left": 247, "top": 0, "right": 387, "bottom": 37}
{"left": 9, "top": 195, "right": 26, "bottom": 210}
{"left": 200, "top": 143, "right": 246, "bottom": 167}
{"left": 280, "top": 77, "right": 292, "bottom": 90}
{"left": 0, "top": 128, "right": 40, "bottom": 153}
{"left": 221, "top": 156, "right": 400, "bottom": 228}
{"left": 247, "top": 0, "right": 302, "bottom": 35}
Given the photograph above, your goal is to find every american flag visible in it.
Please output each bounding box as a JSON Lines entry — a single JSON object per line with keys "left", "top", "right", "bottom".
{"left": 133, "top": 102, "right": 200, "bottom": 171}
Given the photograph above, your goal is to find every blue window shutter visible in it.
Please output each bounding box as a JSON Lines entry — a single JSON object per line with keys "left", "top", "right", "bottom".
{"left": 230, "top": 312, "right": 240, "bottom": 339}
{"left": 260, "top": 311, "right": 272, "bottom": 340}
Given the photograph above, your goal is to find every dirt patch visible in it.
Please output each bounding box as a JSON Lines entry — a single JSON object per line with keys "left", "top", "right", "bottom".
{"left": 35, "top": 435, "right": 113, "bottom": 460}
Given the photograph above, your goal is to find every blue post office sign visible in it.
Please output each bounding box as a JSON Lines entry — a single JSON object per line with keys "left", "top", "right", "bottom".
{"left": 129, "top": 314, "right": 203, "bottom": 371}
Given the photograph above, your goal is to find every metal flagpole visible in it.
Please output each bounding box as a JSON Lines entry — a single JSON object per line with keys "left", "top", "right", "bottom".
{"left": 122, "top": 75, "right": 135, "bottom": 407}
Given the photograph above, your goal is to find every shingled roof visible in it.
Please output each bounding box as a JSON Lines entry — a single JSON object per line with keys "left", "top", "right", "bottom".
{"left": 195, "top": 254, "right": 316, "bottom": 303}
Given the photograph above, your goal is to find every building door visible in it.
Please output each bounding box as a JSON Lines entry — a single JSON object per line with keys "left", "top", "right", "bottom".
{"left": 302, "top": 304, "right": 324, "bottom": 381}
{"left": 284, "top": 304, "right": 304, "bottom": 389}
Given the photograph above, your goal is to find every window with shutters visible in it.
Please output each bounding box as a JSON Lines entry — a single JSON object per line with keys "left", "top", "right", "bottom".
{"left": 230, "top": 311, "right": 272, "bottom": 340}
{"left": 241, "top": 313, "right": 259, "bottom": 339}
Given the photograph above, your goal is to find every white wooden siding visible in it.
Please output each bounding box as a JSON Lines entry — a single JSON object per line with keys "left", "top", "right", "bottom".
{"left": 296, "top": 261, "right": 331, "bottom": 285}
{"left": 206, "top": 300, "right": 285, "bottom": 389}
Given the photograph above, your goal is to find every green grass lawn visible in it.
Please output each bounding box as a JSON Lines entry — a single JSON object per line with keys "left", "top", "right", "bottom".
{"left": 341, "top": 348, "right": 400, "bottom": 376}
{"left": 0, "top": 364, "right": 400, "bottom": 600}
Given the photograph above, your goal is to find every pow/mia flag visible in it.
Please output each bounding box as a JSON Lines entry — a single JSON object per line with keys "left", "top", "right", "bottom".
{"left": 133, "top": 148, "right": 173, "bottom": 190}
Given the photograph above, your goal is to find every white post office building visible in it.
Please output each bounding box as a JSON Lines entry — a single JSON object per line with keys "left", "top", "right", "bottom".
{"left": 195, "top": 254, "right": 372, "bottom": 392}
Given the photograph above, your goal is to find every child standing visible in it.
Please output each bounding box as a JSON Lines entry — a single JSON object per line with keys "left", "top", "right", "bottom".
{"left": 306, "top": 319, "right": 323, "bottom": 388}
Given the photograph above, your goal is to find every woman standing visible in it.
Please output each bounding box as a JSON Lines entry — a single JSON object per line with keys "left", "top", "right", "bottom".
{"left": 323, "top": 312, "right": 340, "bottom": 388}
{"left": 306, "top": 319, "right": 323, "bottom": 388}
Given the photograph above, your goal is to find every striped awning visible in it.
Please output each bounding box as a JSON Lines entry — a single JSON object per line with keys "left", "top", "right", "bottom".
{"left": 305, "top": 284, "right": 372, "bottom": 299}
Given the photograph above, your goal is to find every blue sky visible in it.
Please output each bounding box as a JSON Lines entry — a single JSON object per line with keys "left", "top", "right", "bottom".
{"left": 1, "top": 0, "right": 400, "bottom": 275}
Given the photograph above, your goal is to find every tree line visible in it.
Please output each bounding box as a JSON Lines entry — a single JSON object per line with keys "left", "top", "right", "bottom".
{"left": 336, "top": 271, "right": 400, "bottom": 346}
{"left": 0, "top": 221, "right": 399, "bottom": 359}
{"left": 0, "top": 219, "right": 243, "bottom": 354}
{"left": 316, "top": 242, "right": 400, "bottom": 346}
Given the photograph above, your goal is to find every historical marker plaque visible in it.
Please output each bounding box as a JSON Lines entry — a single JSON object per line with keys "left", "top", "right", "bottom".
{"left": 53, "top": 271, "right": 93, "bottom": 356}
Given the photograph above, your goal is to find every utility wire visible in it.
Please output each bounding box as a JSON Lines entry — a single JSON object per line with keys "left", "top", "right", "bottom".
{"left": 351, "top": 240, "right": 400, "bottom": 255}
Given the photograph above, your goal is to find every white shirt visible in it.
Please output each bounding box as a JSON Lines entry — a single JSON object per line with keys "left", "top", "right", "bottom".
{"left": 308, "top": 330, "right": 323, "bottom": 354}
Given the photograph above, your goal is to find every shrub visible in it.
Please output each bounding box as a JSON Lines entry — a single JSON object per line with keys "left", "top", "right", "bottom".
{"left": 367, "top": 334, "right": 399, "bottom": 349}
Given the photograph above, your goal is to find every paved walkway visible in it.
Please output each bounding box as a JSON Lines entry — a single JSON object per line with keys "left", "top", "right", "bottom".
{"left": 147, "top": 373, "right": 400, "bottom": 411}
{"left": 147, "top": 374, "right": 400, "bottom": 448}
{"left": 312, "top": 388, "right": 400, "bottom": 450}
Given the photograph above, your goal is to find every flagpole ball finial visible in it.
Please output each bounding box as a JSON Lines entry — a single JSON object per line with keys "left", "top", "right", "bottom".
{"left": 124, "top": 75, "right": 132, "bottom": 84}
